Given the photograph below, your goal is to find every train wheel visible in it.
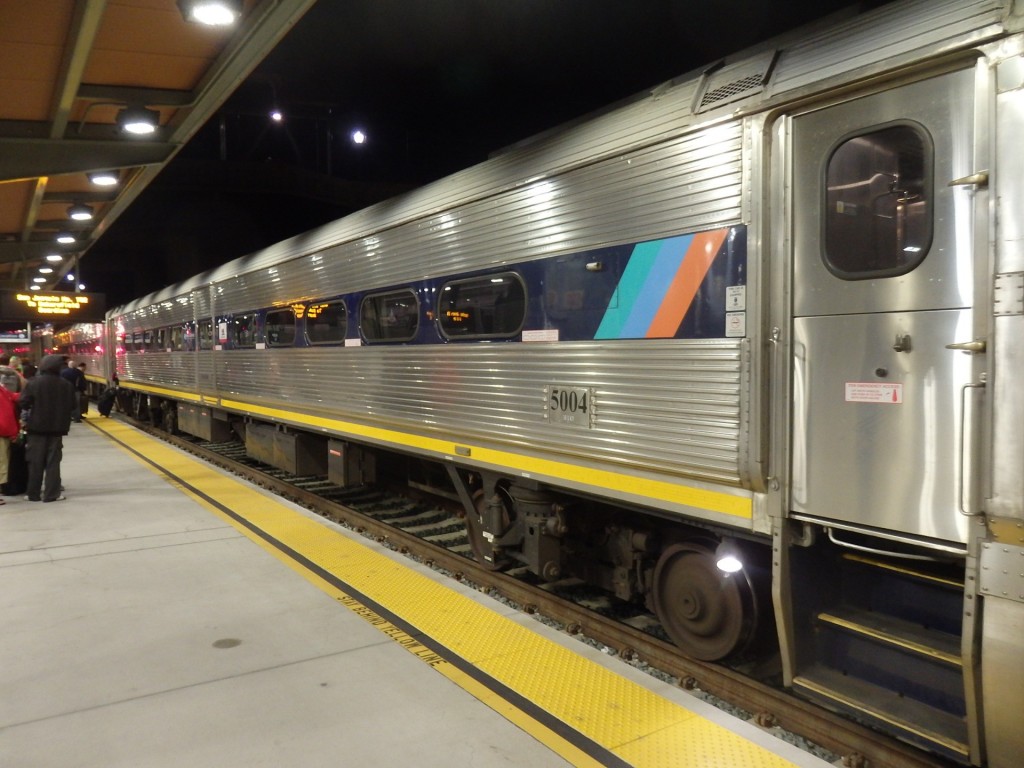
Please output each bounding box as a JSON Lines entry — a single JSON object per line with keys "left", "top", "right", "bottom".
{"left": 651, "top": 541, "right": 756, "bottom": 661}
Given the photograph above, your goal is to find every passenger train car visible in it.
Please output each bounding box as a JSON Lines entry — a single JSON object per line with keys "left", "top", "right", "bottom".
{"left": 52, "top": 322, "right": 106, "bottom": 393}
{"left": 63, "top": 1, "right": 1024, "bottom": 763}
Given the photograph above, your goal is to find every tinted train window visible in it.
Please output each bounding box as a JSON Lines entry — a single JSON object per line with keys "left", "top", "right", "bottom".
{"left": 169, "top": 325, "right": 184, "bottom": 351}
{"left": 265, "top": 308, "right": 297, "bottom": 346}
{"left": 825, "top": 123, "right": 932, "bottom": 279}
{"left": 198, "top": 320, "right": 214, "bottom": 350}
{"left": 182, "top": 323, "right": 196, "bottom": 352}
{"left": 360, "top": 290, "right": 419, "bottom": 342}
{"left": 229, "top": 314, "right": 257, "bottom": 348}
{"left": 438, "top": 273, "right": 526, "bottom": 339}
{"left": 305, "top": 300, "right": 347, "bottom": 345}
{"left": 150, "top": 328, "right": 166, "bottom": 351}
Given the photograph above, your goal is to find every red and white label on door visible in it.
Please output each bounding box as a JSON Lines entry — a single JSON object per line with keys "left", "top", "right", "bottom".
{"left": 845, "top": 382, "right": 903, "bottom": 404}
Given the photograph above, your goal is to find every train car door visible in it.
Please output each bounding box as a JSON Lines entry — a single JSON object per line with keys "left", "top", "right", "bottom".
{"left": 789, "top": 68, "right": 984, "bottom": 544}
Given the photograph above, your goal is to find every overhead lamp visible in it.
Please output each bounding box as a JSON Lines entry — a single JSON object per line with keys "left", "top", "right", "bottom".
{"left": 351, "top": 129, "right": 367, "bottom": 145}
{"left": 177, "top": 0, "right": 242, "bottom": 26}
{"left": 117, "top": 105, "right": 160, "bottom": 135}
{"left": 56, "top": 232, "right": 76, "bottom": 244}
{"left": 30, "top": 285, "right": 41, "bottom": 291}
{"left": 714, "top": 540, "right": 744, "bottom": 574}
{"left": 88, "top": 171, "right": 118, "bottom": 186}
{"left": 78, "top": 283, "right": 86, "bottom": 291}
{"left": 270, "top": 109, "right": 284, "bottom": 123}
{"left": 68, "top": 203, "right": 94, "bottom": 221}
{"left": 45, "top": 253, "right": 64, "bottom": 263}
{"left": 39, "top": 267, "right": 53, "bottom": 274}
{"left": 32, "top": 277, "right": 46, "bottom": 284}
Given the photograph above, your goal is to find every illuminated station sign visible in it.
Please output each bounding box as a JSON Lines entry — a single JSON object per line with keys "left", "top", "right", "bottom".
{"left": 0, "top": 291, "right": 106, "bottom": 321}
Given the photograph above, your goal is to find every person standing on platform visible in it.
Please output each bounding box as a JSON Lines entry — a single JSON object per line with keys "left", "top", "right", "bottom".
{"left": 60, "top": 359, "right": 86, "bottom": 422}
{"left": 75, "top": 363, "right": 88, "bottom": 419}
{"left": 19, "top": 354, "right": 74, "bottom": 503}
{"left": 0, "top": 367, "right": 21, "bottom": 504}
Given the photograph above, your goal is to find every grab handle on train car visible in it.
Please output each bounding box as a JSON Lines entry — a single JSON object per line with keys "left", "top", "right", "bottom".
{"left": 946, "top": 339, "right": 986, "bottom": 353}
{"left": 959, "top": 381, "right": 985, "bottom": 516}
{"left": 948, "top": 170, "right": 989, "bottom": 188}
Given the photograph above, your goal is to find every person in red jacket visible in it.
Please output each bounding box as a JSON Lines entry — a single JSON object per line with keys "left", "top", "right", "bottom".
{"left": 0, "top": 365, "right": 21, "bottom": 505}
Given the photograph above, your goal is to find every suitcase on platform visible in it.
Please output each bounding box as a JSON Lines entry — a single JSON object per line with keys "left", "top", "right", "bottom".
{"left": 97, "top": 387, "right": 116, "bottom": 417}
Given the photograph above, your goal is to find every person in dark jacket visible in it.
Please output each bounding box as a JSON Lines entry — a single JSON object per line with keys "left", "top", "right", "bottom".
{"left": 19, "top": 354, "right": 75, "bottom": 502}
{"left": 60, "top": 359, "right": 86, "bottom": 422}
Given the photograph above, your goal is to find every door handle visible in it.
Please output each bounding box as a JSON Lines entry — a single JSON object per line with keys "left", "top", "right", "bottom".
{"left": 948, "top": 171, "right": 989, "bottom": 188}
{"left": 945, "top": 340, "right": 986, "bottom": 354}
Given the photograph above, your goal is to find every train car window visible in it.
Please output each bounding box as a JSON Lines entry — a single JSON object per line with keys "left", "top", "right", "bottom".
{"left": 133, "top": 332, "right": 145, "bottom": 350}
{"left": 825, "top": 123, "right": 932, "bottom": 279}
{"left": 265, "top": 308, "right": 297, "bottom": 346}
{"left": 150, "top": 328, "right": 166, "bottom": 351}
{"left": 229, "top": 314, "right": 257, "bottom": 348}
{"left": 360, "top": 290, "right": 419, "bottom": 342}
{"left": 169, "top": 326, "right": 184, "bottom": 351}
{"left": 305, "top": 300, "right": 347, "bottom": 345}
{"left": 182, "top": 323, "right": 196, "bottom": 352}
{"left": 437, "top": 273, "right": 526, "bottom": 339}
{"left": 198, "top": 320, "right": 214, "bottom": 350}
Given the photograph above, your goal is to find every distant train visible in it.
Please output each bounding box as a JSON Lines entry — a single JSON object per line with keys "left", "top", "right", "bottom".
{"left": 55, "top": 1, "right": 1024, "bottom": 764}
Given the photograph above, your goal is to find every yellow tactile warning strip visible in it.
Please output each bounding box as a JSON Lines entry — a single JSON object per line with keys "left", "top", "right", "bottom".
{"left": 89, "top": 418, "right": 804, "bottom": 768}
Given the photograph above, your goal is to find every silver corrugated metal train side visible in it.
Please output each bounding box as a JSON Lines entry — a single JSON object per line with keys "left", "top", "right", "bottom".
{"left": 80, "top": 1, "right": 1024, "bottom": 764}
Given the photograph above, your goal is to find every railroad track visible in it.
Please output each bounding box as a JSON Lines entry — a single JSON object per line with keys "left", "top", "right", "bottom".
{"left": 131, "top": 420, "right": 956, "bottom": 768}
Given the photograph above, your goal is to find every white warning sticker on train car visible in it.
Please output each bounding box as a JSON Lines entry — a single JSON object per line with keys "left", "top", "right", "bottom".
{"left": 522, "top": 329, "right": 559, "bottom": 342}
{"left": 845, "top": 382, "right": 903, "bottom": 404}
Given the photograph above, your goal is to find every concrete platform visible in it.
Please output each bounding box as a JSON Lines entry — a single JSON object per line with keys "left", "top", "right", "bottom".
{"left": 0, "top": 418, "right": 833, "bottom": 767}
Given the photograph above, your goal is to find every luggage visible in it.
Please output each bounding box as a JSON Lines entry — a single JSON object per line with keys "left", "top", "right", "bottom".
{"left": 2, "top": 439, "right": 27, "bottom": 496}
{"left": 97, "top": 387, "right": 117, "bottom": 417}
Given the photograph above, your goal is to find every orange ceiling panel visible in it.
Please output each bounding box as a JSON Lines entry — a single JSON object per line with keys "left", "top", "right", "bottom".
{"left": 0, "top": 1, "right": 71, "bottom": 122}
{"left": 0, "top": 180, "right": 37, "bottom": 235}
{"left": 83, "top": 50, "right": 213, "bottom": 91}
{"left": 0, "top": 1, "right": 74, "bottom": 44}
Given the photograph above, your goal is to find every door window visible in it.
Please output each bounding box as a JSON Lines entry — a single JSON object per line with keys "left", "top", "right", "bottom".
{"left": 824, "top": 123, "right": 932, "bottom": 279}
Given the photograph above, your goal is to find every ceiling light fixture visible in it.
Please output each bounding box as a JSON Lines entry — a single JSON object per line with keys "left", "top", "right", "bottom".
{"left": 45, "top": 253, "right": 64, "bottom": 263}
{"left": 177, "top": 0, "right": 242, "bottom": 26}
{"left": 39, "top": 267, "right": 54, "bottom": 274}
{"left": 30, "top": 285, "right": 41, "bottom": 292}
{"left": 32, "top": 277, "right": 46, "bottom": 284}
{"left": 56, "top": 232, "right": 76, "bottom": 244}
{"left": 117, "top": 105, "right": 160, "bottom": 135}
{"left": 88, "top": 171, "right": 118, "bottom": 186}
{"left": 68, "top": 203, "right": 94, "bottom": 221}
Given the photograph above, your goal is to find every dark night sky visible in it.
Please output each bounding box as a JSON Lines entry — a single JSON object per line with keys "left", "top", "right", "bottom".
{"left": 87, "top": 0, "right": 889, "bottom": 307}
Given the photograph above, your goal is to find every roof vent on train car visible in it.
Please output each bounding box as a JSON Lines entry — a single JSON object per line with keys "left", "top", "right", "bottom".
{"left": 692, "top": 50, "right": 779, "bottom": 114}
